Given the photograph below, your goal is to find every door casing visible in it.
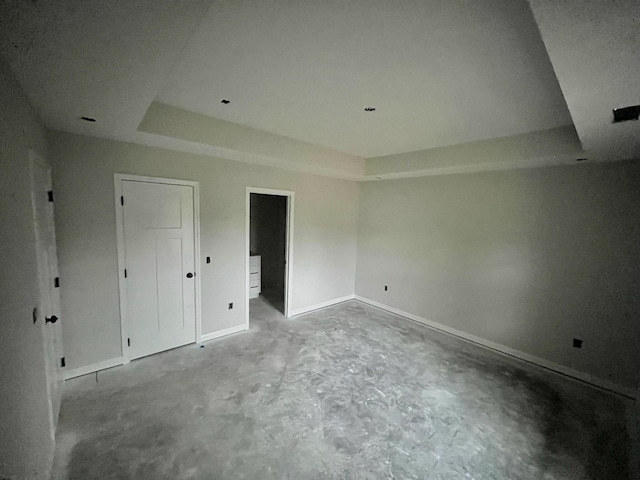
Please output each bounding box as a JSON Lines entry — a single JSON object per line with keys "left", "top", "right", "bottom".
{"left": 29, "top": 150, "right": 64, "bottom": 435}
{"left": 114, "top": 174, "right": 202, "bottom": 363}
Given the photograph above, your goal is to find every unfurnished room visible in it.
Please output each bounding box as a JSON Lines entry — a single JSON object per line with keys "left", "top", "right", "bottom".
{"left": 1, "top": 1, "right": 639, "bottom": 479}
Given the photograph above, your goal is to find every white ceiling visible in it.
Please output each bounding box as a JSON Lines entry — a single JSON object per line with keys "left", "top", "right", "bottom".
{"left": 528, "top": 0, "right": 640, "bottom": 161}
{"left": 1, "top": 0, "right": 638, "bottom": 177}
{"left": 0, "top": 0, "right": 211, "bottom": 139}
{"left": 157, "top": 0, "right": 572, "bottom": 158}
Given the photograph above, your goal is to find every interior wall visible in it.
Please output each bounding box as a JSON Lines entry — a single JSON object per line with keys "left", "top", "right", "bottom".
{"left": 50, "top": 131, "right": 359, "bottom": 371}
{"left": 0, "top": 59, "right": 54, "bottom": 480}
{"left": 250, "top": 194, "right": 287, "bottom": 297}
{"left": 356, "top": 161, "right": 640, "bottom": 392}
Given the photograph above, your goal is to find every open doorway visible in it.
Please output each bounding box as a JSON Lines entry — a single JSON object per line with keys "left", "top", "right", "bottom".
{"left": 246, "top": 188, "right": 293, "bottom": 322}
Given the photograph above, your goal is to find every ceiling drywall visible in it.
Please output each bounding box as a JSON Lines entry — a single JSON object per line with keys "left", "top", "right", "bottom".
{"left": 0, "top": 0, "right": 637, "bottom": 179}
{"left": 157, "top": 0, "right": 572, "bottom": 158}
{"left": 528, "top": 0, "right": 640, "bottom": 161}
{"left": 0, "top": 0, "right": 212, "bottom": 139}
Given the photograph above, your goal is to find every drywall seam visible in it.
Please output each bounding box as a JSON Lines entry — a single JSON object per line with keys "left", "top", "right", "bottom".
{"left": 289, "top": 295, "right": 356, "bottom": 317}
{"left": 63, "top": 357, "right": 124, "bottom": 381}
{"left": 354, "top": 295, "right": 637, "bottom": 400}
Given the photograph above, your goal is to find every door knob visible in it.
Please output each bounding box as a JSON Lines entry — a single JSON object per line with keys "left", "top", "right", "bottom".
{"left": 186, "top": 272, "right": 193, "bottom": 278}
{"left": 45, "top": 315, "right": 58, "bottom": 324}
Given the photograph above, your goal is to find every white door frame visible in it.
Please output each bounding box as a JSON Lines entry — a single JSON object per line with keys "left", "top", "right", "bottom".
{"left": 28, "top": 150, "right": 62, "bottom": 439}
{"left": 246, "top": 187, "right": 294, "bottom": 326}
{"left": 114, "top": 174, "right": 202, "bottom": 363}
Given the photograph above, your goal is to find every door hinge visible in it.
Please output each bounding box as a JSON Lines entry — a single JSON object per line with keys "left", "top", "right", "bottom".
{"left": 54, "top": 277, "right": 60, "bottom": 288}
{"left": 124, "top": 269, "right": 127, "bottom": 278}
{"left": 120, "top": 195, "right": 124, "bottom": 206}
{"left": 48, "top": 190, "right": 54, "bottom": 202}
{"left": 60, "top": 357, "right": 66, "bottom": 368}
{"left": 127, "top": 338, "right": 131, "bottom": 347}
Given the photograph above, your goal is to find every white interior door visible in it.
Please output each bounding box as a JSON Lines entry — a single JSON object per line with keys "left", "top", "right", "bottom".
{"left": 122, "top": 180, "right": 196, "bottom": 360}
{"left": 30, "top": 154, "right": 64, "bottom": 430}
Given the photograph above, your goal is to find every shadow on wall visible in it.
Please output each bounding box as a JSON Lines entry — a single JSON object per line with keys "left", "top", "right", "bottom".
{"left": 356, "top": 162, "right": 640, "bottom": 390}
{"left": 510, "top": 165, "right": 640, "bottom": 387}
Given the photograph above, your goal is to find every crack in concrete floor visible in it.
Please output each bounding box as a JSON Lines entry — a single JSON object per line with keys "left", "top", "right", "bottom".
{"left": 52, "top": 298, "right": 633, "bottom": 479}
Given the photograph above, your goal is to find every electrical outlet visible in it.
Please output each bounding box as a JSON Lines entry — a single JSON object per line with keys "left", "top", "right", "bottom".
{"left": 228, "top": 302, "right": 233, "bottom": 310}
{"left": 573, "top": 338, "right": 583, "bottom": 348}
{"left": 206, "top": 256, "right": 211, "bottom": 264}
{"left": 384, "top": 285, "right": 388, "bottom": 291}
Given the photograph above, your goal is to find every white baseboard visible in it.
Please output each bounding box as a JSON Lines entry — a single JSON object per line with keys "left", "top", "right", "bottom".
{"left": 63, "top": 325, "right": 247, "bottom": 379}
{"left": 64, "top": 356, "right": 124, "bottom": 380}
{"left": 355, "top": 295, "right": 638, "bottom": 399}
{"left": 200, "top": 324, "right": 247, "bottom": 343}
{"left": 289, "top": 294, "right": 355, "bottom": 317}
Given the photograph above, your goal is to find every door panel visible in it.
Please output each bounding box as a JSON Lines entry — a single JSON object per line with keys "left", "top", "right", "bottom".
{"left": 122, "top": 181, "right": 195, "bottom": 360}
{"left": 157, "top": 238, "right": 185, "bottom": 330}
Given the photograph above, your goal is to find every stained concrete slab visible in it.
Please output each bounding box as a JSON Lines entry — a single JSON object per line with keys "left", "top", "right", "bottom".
{"left": 52, "top": 298, "right": 634, "bottom": 479}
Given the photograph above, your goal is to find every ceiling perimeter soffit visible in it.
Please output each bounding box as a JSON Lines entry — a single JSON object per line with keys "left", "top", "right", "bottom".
{"left": 137, "top": 102, "right": 366, "bottom": 178}
{"left": 528, "top": 0, "right": 640, "bottom": 161}
{"left": 365, "top": 125, "right": 584, "bottom": 179}
{"left": 4, "top": 0, "right": 635, "bottom": 178}
{"left": 156, "top": 0, "right": 574, "bottom": 159}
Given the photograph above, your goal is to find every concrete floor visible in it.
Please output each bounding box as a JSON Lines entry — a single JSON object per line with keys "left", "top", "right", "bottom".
{"left": 52, "top": 298, "right": 635, "bottom": 479}
{"left": 260, "top": 284, "right": 285, "bottom": 315}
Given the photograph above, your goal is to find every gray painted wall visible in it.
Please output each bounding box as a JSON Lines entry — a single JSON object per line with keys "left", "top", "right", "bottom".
{"left": 250, "top": 194, "right": 287, "bottom": 298}
{"left": 50, "top": 132, "right": 359, "bottom": 371}
{"left": 0, "top": 59, "right": 54, "bottom": 480}
{"left": 356, "top": 162, "right": 640, "bottom": 391}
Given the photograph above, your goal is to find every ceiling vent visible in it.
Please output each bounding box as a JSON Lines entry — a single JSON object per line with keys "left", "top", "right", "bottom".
{"left": 612, "top": 105, "right": 640, "bottom": 123}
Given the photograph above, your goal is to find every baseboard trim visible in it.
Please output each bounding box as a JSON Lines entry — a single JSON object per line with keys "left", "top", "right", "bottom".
{"left": 354, "top": 295, "right": 637, "bottom": 399}
{"left": 289, "top": 294, "right": 355, "bottom": 317}
{"left": 63, "top": 356, "right": 124, "bottom": 380}
{"left": 200, "top": 324, "right": 247, "bottom": 343}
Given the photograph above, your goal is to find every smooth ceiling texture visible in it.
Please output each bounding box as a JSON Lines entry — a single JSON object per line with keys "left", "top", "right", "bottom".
{"left": 0, "top": 0, "right": 212, "bottom": 139}
{"left": 528, "top": 0, "right": 640, "bottom": 161}
{"left": 1, "top": 0, "right": 638, "bottom": 177}
{"left": 157, "top": 0, "right": 573, "bottom": 158}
